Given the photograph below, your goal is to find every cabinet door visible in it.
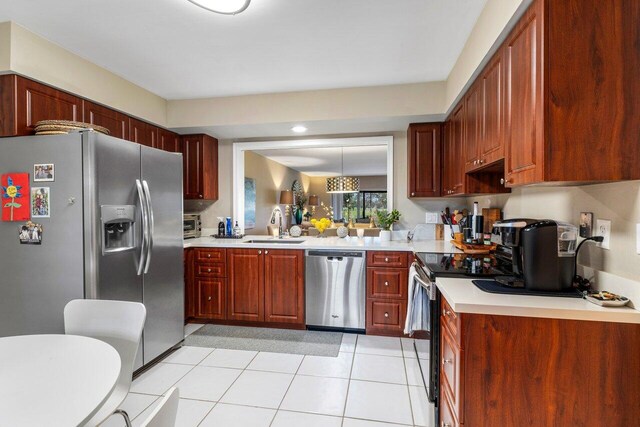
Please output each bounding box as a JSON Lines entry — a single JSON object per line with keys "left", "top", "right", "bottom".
{"left": 264, "top": 250, "right": 304, "bottom": 324}
{"left": 182, "top": 135, "right": 203, "bottom": 199}
{"left": 129, "top": 118, "right": 157, "bottom": 147}
{"left": 450, "top": 103, "right": 466, "bottom": 195}
{"left": 441, "top": 120, "right": 452, "bottom": 195}
{"left": 185, "top": 249, "right": 195, "bottom": 319}
{"left": 227, "top": 249, "right": 264, "bottom": 322}
{"left": 197, "top": 278, "right": 226, "bottom": 320}
{"left": 15, "top": 76, "right": 82, "bottom": 135}
{"left": 158, "top": 128, "right": 181, "bottom": 153}
{"left": 463, "top": 82, "right": 483, "bottom": 172}
{"left": 481, "top": 49, "right": 505, "bottom": 166}
{"left": 505, "top": 0, "right": 544, "bottom": 186}
{"left": 83, "top": 100, "right": 128, "bottom": 140}
{"left": 408, "top": 123, "right": 441, "bottom": 197}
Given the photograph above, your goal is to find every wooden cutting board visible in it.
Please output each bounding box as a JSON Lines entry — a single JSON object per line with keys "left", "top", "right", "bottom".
{"left": 482, "top": 208, "right": 502, "bottom": 232}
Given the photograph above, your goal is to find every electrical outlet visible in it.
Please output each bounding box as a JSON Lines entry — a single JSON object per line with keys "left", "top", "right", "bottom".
{"left": 596, "top": 219, "right": 611, "bottom": 250}
{"left": 425, "top": 212, "right": 440, "bottom": 224}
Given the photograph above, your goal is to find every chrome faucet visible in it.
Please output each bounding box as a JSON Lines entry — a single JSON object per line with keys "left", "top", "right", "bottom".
{"left": 407, "top": 224, "right": 429, "bottom": 242}
{"left": 271, "top": 207, "right": 285, "bottom": 239}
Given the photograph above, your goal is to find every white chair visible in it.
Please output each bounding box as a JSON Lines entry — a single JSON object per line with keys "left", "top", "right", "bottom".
{"left": 64, "top": 299, "right": 146, "bottom": 427}
{"left": 138, "top": 387, "right": 180, "bottom": 427}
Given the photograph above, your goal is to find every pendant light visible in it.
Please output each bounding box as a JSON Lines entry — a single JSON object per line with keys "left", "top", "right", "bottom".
{"left": 326, "top": 148, "right": 360, "bottom": 193}
{"left": 187, "top": 0, "right": 251, "bottom": 15}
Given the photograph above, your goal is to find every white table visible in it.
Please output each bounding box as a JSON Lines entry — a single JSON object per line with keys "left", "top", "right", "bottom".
{"left": 0, "top": 334, "right": 121, "bottom": 427}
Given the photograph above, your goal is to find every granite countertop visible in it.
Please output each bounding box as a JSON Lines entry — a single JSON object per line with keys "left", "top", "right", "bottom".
{"left": 437, "top": 277, "right": 640, "bottom": 324}
{"left": 184, "top": 235, "right": 461, "bottom": 253}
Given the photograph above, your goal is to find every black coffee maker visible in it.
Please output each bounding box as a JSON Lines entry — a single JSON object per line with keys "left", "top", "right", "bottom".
{"left": 491, "top": 219, "right": 578, "bottom": 291}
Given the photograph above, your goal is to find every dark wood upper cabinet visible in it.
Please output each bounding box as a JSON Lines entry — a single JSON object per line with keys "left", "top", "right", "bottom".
{"left": 264, "top": 250, "right": 305, "bottom": 325}
{"left": 463, "top": 81, "right": 483, "bottom": 172}
{"left": 128, "top": 117, "right": 157, "bottom": 148}
{"left": 449, "top": 103, "right": 466, "bottom": 195}
{"left": 227, "top": 249, "right": 264, "bottom": 322}
{"left": 504, "top": 0, "right": 544, "bottom": 186}
{"left": 408, "top": 123, "right": 441, "bottom": 198}
{"left": 157, "top": 128, "right": 182, "bottom": 153}
{"left": 480, "top": 49, "right": 505, "bottom": 166}
{"left": 83, "top": 100, "right": 128, "bottom": 140}
{"left": 2, "top": 75, "right": 83, "bottom": 136}
{"left": 182, "top": 134, "right": 218, "bottom": 200}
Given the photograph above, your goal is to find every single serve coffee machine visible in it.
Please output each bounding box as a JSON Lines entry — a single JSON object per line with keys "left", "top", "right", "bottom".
{"left": 491, "top": 219, "right": 578, "bottom": 291}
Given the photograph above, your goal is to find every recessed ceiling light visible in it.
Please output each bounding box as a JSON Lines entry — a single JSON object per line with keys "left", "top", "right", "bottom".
{"left": 187, "top": 0, "right": 251, "bottom": 15}
{"left": 291, "top": 125, "right": 308, "bottom": 133}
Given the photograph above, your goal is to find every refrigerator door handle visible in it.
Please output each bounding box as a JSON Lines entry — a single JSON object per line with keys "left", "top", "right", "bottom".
{"left": 142, "top": 180, "right": 154, "bottom": 274}
{"left": 136, "top": 179, "right": 148, "bottom": 276}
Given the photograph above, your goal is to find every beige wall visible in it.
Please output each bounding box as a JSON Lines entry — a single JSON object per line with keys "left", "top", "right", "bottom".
{"left": 244, "top": 151, "right": 311, "bottom": 235}
{"left": 470, "top": 182, "right": 640, "bottom": 282}
{"left": 445, "top": 0, "right": 527, "bottom": 110}
{"left": 2, "top": 22, "right": 167, "bottom": 125}
{"left": 0, "top": 22, "right": 10, "bottom": 72}
{"left": 167, "top": 82, "right": 446, "bottom": 128}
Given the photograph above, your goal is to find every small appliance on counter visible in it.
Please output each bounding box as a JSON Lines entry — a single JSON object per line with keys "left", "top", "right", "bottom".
{"left": 490, "top": 219, "right": 578, "bottom": 292}
{"left": 183, "top": 213, "right": 202, "bottom": 239}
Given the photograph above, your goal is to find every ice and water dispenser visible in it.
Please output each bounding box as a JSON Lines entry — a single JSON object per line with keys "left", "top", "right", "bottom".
{"left": 101, "top": 205, "right": 136, "bottom": 254}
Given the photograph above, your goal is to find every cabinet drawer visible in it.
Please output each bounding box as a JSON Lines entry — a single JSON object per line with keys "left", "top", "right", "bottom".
{"left": 367, "top": 268, "right": 407, "bottom": 299}
{"left": 195, "top": 248, "right": 226, "bottom": 264}
{"left": 441, "top": 298, "right": 462, "bottom": 347}
{"left": 195, "top": 263, "right": 226, "bottom": 278}
{"left": 197, "top": 278, "right": 226, "bottom": 320}
{"left": 440, "top": 390, "right": 460, "bottom": 427}
{"left": 367, "top": 251, "right": 409, "bottom": 268}
{"left": 441, "top": 324, "right": 463, "bottom": 423}
{"left": 367, "top": 299, "right": 406, "bottom": 330}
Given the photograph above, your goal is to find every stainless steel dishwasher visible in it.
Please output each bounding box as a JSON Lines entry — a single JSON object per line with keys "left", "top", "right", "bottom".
{"left": 305, "top": 250, "right": 366, "bottom": 331}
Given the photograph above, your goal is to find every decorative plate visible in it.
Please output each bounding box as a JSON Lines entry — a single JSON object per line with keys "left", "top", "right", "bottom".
{"left": 337, "top": 225, "right": 349, "bottom": 238}
{"left": 289, "top": 225, "right": 302, "bottom": 237}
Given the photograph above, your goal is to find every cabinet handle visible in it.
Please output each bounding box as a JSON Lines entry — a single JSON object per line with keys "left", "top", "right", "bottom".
{"left": 208, "top": 296, "right": 212, "bottom": 301}
{"left": 411, "top": 192, "right": 415, "bottom": 196}
{"left": 442, "top": 358, "right": 452, "bottom": 365}
{"left": 442, "top": 308, "right": 451, "bottom": 317}
{"left": 385, "top": 257, "right": 389, "bottom": 262}
{"left": 207, "top": 268, "right": 211, "bottom": 273}
{"left": 500, "top": 178, "right": 505, "bottom": 185}
{"left": 442, "top": 423, "right": 452, "bottom": 427}
{"left": 384, "top": 281, "right": 389, "bottom": 286}
{"left": 473, "top": 160, "right": 478, "bottom": 165}
{"left": 207, "top": 254, "right": 211, "bottom": 258}
{"left": 199, "top": 194, "right": 203, "bottom": 198}
{"left": 265, "top": 250, "right": 269, "bottom": 255}
{"left": 384, "top": 312, "right": 389, "bottom": 318}
{"left": 258, "top": 250, "right": 262, "bottom": 255}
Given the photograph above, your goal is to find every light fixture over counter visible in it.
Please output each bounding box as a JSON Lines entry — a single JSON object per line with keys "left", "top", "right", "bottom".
{"left": 187, "top": 0, "right": 251, "bottom": 15}
{"left": 326, "top": 147, "right": 360, "bottom": 193}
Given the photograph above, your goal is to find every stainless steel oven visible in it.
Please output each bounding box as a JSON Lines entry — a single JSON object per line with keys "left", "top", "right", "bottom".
{"left": 183, "top": 214, "right": 201, "bottom": 239}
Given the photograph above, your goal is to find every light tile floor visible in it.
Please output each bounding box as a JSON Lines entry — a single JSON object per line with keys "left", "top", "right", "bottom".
{"left": 101, "top": 325, "right": 433, "bottom": 427}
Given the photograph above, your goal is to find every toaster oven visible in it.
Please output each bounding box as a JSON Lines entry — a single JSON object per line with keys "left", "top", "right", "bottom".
{"left": 183, "top": 214, "right": 202, "bottom": 239}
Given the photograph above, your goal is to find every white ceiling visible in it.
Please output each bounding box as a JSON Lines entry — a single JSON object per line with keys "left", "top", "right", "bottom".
{"left": 0, "top": 0, "right": 487, "bottom": 99}
{"left": 253, "top": 145, "right": 388, "bottom": 176}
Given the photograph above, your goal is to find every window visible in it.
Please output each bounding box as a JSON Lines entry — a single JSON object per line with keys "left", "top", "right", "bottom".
{"left": 340, "top": 191, "right": 387, "bottom": 221}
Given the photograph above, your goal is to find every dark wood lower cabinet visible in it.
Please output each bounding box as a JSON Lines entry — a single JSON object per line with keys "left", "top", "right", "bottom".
{"left": 197, "top": 278, "right": 226, "bottom": 320}
{"left": 264, "top": 249, "right": 304, "bottom": 324}
{"left": 227, "top": 249, "right": 264, "bottom": 322}
{"left": 440, "top": 297, "right": 640, "bottom": 426}
{"left": 186, "top": 248, "right": 305, "bottom": 327}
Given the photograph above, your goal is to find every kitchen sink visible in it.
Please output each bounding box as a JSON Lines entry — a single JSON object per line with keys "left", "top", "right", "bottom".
{"left": 243, "top": 239, "right": 305, "bottom": 244}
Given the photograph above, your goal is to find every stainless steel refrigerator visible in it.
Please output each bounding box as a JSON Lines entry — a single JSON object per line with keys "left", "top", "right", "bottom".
{"left": 0, "top": 131, "right": 184, "bottom": 369}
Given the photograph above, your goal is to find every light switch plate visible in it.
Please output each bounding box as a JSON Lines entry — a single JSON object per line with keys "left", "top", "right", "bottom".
{"left": 596, "top": 219, "right": 611, "bottom": 250}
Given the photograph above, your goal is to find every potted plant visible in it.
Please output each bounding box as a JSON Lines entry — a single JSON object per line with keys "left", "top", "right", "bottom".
{"left": 376, "top": 209, "right": 401, "bottom": 241}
